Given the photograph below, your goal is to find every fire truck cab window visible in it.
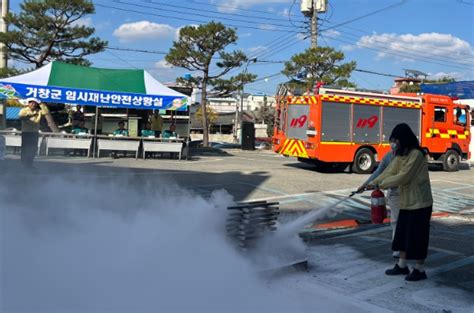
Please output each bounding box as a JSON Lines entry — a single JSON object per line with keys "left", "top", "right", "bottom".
{"left": 434, "top": 107, "right": 447, "bottom": 122}
{"left": 453, "top": 108, "right": 466, "bottom": 126}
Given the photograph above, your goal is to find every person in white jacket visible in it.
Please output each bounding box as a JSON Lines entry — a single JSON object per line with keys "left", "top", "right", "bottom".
{"left": 357, "top": 143, "right": 400, "bottom": 258}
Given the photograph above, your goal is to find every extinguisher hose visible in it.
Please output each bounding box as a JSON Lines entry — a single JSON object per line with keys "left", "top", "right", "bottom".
{"left": 277, "top": 191, "right": 359, "bottom": 237}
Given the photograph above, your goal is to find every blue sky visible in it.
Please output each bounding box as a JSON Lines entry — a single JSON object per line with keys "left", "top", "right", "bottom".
{"left": 8, "top": 0, "right": 474, "bottom": 95}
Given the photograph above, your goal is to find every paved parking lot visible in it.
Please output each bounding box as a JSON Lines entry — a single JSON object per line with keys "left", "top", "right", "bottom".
{"left": 2, "top": 151, "right": 473, "bottom": 312}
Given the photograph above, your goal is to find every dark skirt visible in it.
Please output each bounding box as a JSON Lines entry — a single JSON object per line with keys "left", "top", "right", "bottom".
{"left": 392, "top": 206, "right": 432, "bottom": 260}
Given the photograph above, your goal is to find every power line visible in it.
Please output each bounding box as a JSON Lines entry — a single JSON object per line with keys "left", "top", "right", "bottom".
{"left": 144, "top": 0, "right": 306, "bottom": 24}
{"left": 321, "top": 31, "right": 468, "bottom": 68}
{"left": 184, "top": 0, "right": 305, "bottom": 18}
{"left": 320, "top": 20, "right": 474, "bottom": 59}
{"left": 352, "top": 72, "right": 381, "bottom": 90}
{"left": 256, "top": 35, "right": 307, "bottom": 60}
{"left": 250, "top": 72, "right": 285, "bottom": 84}
{"left": 287, "top": 0, "right": 301, "bottom": 28}
{"left": 95, "top": 3, "right": 302, "bottom": 33}
{"left": 114, "top": 0, "right": 304, "bottom": 30}
{"left": 210, "top": 32, "right": 298, "bottom": 77}
{"left": 323, "top": 33, "right": 469, "bottom": 70}
{"left": 106, "top": 47, "right": 168, "bottom": 55}
{"left": 354, "top": 68, "right": 399, "bottom": 78}
{"left": 106, "top": 46, "right": 286, "bottom": 64}
{"left": 321, "top": 0, "right": 408, "bottom": 32}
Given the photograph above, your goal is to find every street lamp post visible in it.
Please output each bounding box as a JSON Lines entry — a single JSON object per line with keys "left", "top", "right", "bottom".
{"left": 234, "top": 58, "right": 256, "bottom": 143}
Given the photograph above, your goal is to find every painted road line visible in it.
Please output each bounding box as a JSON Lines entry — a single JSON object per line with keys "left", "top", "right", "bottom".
{"left": 360, "top": 235, "right": 464, "bottom": 256}
{"left": 289, "top": 279, "right": 394, "bottom": 313}
{"left": 432, "top": 188, "right": 474, "bottom": 199}
{"left": 445, "top": 185, "right": 474, "bottom": 192}
{"left": 438, "top": 180, "right": 474, "bottom": 187}
{"left": 349, "top": 251, "right": 449, "bottom": 284}
{"left": 243, "top": 187, "right": 356, "bottom": 202}
{"left": 279, "top": 198, "right": 307, "bottom": 205}
{"left": 431, "top": 256, "right": 474, "bottom": 275}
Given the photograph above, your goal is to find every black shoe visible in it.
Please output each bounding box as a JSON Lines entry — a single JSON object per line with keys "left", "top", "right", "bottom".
{"left": 405, "top": 269, "right": 427, "bottom": 281}
{"left": 385, "top": 264, "right": 410, "bottom": 276}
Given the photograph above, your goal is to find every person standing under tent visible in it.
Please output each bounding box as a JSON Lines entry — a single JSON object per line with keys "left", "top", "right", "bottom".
{"left": 357, "top": 141, "right": 400, "bottom": 258}
{"left": 18, "top": 98, "right": 45, "bottom": 168}
{"left": 150, "top": 110, "right": 163, "bottom": 137}
{"left": 368, "top": 123, "right": 433, "bottom": 282}
{"left": 70, "top": 105, "right": 85, "bottom": 128}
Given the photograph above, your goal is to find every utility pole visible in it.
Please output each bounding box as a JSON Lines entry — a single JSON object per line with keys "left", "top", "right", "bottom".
{"left": 301, "top": 0, "right": 327, "bottom": 49}
{"left": 233, "top": 57, "right": 256, "bottom": 143}
{"left": 311, "top": 3, "right": 317, "bottom": 48}
{"left": 0, "top": 0, "right": 8, "bottom": 69}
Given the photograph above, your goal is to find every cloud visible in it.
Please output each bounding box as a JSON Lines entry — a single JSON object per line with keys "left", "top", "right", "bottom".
{"left": 296, "top": 33, "right": 308, "bottom": 41}
{"left": 258, "top": 24, "right": 277, "bottom": 31}
{"left": 239, "top": 32, "right": 252, "bottom": 38}
{"left": 155, "top": 60, "right": 174, "bottom": 69}
{"left": 174, "top": 24, "right": 199, "bottom": 41}
{"left": 355, "top": 32, "right": 474, "bottom": 65}
{"left": 113, "top": 21, "right": 175, "bottom": 43}
{"left": 325, "top": 29, "right": 340, "bottom": 37}
{"left": 427, "top": 71, "right": 464, "bottom": 80}
{"left": 71, "top": 17, "right": 93, "bottom": 28}
{"left": 211, "top": 0, "right": 289, "bottom": 13}
{"left": 280, "top": 8, "right": 290, "bottom": 17}
{"left": 248, "top": 45, "right": 267, "bottom": 53}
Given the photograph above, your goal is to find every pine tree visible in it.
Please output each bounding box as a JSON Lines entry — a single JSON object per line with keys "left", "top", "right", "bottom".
{"left": 0, "top": 0, "right": 107, "bottom": 69}
{"left": 166, "top": 22, "right": 255, "bottom": 146}
{"left": 283, "top": 47, "right": 356, "bottom": 90}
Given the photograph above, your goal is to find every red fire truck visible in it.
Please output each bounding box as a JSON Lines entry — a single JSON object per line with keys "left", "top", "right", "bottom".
{"left": 272, "top": 87, "right": 471, "bottom": 173}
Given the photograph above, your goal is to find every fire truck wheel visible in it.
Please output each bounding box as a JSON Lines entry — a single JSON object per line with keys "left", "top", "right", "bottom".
{"left": 442, "top": 150, "right": 460, "bottom": 172}
{"left": 352, "top": 148, "right": 375, "bottom": 174}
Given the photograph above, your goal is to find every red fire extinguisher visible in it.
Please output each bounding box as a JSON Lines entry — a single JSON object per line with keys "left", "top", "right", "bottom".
{"left": 371, "top": 188, "right": 387, "bottom": 224}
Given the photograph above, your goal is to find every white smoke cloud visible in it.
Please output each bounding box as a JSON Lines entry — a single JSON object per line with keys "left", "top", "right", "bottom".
{"left": 0, "top": 170, "right": 317, "bottom": 312}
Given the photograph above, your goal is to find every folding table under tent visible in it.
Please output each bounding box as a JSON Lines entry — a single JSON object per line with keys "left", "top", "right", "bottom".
{"left": 0, "top": 61, "right": 190, "bottom": 157}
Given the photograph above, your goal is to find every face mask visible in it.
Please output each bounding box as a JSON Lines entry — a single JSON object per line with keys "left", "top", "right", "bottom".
{"left": 390, "top": 142, "right": 397, "bottom": 152}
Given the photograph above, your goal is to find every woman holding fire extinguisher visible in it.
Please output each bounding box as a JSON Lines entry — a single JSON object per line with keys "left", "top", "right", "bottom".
{"left": 357, "top": 142, "right": 400, "bottom": 258}
{"left": 367, "top": 123, "right": 433, "bottom": 282}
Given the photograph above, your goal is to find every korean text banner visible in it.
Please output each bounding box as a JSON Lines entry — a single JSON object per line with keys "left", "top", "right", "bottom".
{"left": 0, "top": 82, "right": 189, "bottom": 111}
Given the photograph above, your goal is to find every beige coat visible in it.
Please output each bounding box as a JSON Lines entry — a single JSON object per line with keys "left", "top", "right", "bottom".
{"left": 371, "top": 149, "right": 433, "bottom": 210}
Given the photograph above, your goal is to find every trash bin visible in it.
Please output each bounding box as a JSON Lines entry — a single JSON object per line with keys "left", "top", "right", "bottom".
{"left": 241, "top": 121, "right": 255, "bottom": 150}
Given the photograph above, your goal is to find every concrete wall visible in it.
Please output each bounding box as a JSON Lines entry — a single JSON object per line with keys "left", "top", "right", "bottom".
{"left": 190, "top": 133, "right": 234, "bottom": 143}
{"left": 191, "top": 123, "right": 269, "bottom": 143}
